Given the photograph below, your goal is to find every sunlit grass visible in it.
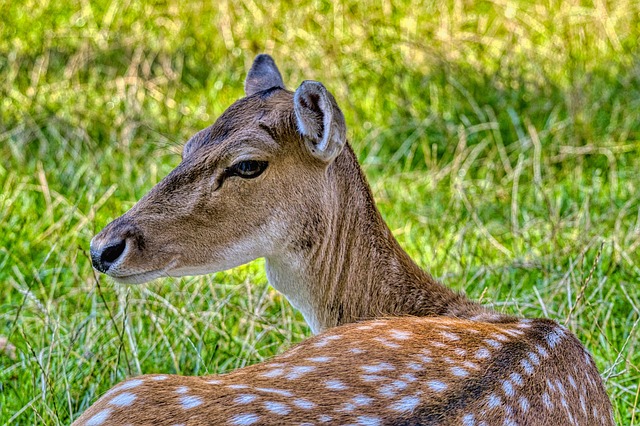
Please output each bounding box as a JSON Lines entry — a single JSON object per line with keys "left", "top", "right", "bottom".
{"left": 1, "top": 0, "right": 639, "bottom": 424}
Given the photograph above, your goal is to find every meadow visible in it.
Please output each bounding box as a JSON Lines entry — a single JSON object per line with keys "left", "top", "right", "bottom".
{"left": 1, "top": 0, "right": 639, "bottom": 423}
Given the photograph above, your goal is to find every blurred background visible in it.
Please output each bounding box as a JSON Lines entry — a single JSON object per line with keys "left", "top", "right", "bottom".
{"left": 0, "top": 0, "right": 639, "bottom": 423}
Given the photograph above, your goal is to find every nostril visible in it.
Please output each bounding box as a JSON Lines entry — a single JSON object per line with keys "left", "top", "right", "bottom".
{"left": 100, "top": 240, "right": 127, "bottom": 268}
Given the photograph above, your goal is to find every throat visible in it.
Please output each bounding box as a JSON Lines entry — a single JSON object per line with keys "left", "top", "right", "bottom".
{"left": 264, "top": 145, "right": 495, "bottom": 334}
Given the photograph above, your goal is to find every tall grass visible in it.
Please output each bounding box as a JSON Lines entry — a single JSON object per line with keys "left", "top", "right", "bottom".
{"left": 1, "top": 0, "right": 639, "bottom": 423}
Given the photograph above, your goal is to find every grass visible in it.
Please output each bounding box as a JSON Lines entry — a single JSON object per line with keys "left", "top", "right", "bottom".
{"left": 0, "top": 0, "right": 639, "bottom": 423}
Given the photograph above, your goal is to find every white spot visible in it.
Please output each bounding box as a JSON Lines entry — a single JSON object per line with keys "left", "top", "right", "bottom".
{"left": 463, "top": 361, "right": 480, "bottom": 370}
{"left": 207, "top": 379, "right": 223, "bottom": 385}
{"left": 261, "top": 368, "right": 285, "bottom": 378}
{"left": 520, "top": 359, "right": 534, "bottom": 375}
{"left": 546, "top": 379, "right": 556, "bottom": 392}
{"left": 510, "top": 373, "right": 523, "bottom": 386}
{"left": 357, "top": 325, "right": 373, "bottom": 330}
{"left": 406, "top": 362, "right": 423, "bottom": 371}
{"left": 462, "top": 413, "right": 476, "bottom": 426}
{"left": 431, "top": 341, "right": 448, "bottom": 349}
{"left": 580, "top": 394, "right": 587, "bottom": 414}
{"left": 584, "top": 351, "right": 593, "bottom": 366}
{"left": 230, "top": 413, "right": 260, "bottom": 425}
{"left": 181, "top": 395, "right": 203, "bottom": 409}
{"left": 293, "top": 398, "right": 316, "bottom": 409}
{"left": 119, "top": 379, "right": 144, "bottom": 391}
{"left": 519, "top": 396, "right": 530, "bottom": 412}
{"left": 493, "top": 333, "right": 509, "bottom": 342}
{"left": 338, "top": 402, "right": 356, "bottom": 412}
{"left": 255, "top": 388, "right": 293, "bottom": 397}
{"left": 484, "top": 339, "right": 502, "bottom": 348}
{"left": 379, "top": 385, "right": 398, "bottom": 398}
{"left": 475, "top": 348, "right": 490, "bottom": 359}
{"left": 353, "top": 394, "right": 374, "bottom": 406}
{"left": 393, "top": 380, "right": 408, "bottom": 390}
{"left": 545, "top": 330, "right": 562, "bottom": 348}
{"left": 389, "top": 329, "right": 412, "bottom": 340}
{"left": 373, "top": 337, "right": 401, "bottom": 349}
{"left": 535, "top": 345, "right": 549, "bottom": 359}
{"left": 390, "top": 394, "right": 421, "bottom": 413}
{"left": 176, "top": 386, "right": 189, "bottom": 394}
{"left": 451, "top": 367, "right": 469, "bottom": 377}
{"left": 361, "top": 362, "right": 395, "bottom": 373}
{"left": 517, "top": 319, "right": 533, "bottom": 328}
{"left": 428, "top": 380, "right": 447, "bottom": 392}
{"left": 528, "top": 352, "right": 540, "bottom": 366}
{"left": 109, "top": 392, "right": 137, "bottom": 407}
{"left": 361, "top": 374, "right": 385, "bottom": 382}
{"left": 542, "top": 392, "right": 552, "bottom": 409}
{"left": 504, "top": 418, "right": 517, "bottom": 426}
{"left": 325, "top": 379, "right": 348, "bottom": 390}
{"left": 264, "top": 401, "right": 290, "bottom": 415}
{"left": 455, "top": 348, "right": 468, "bottom": 356}
{"left": 318, "top": 415, "right": 333, "bottom": 423}
{"left": 234, "top": 394, "right": 258, "bottom": 404}
{"left": 401, "top": 373, "right": 418, "bottom": 382}
{"left": 502, "top": 381, "right": 514, "bottom": 397}
{"left": 227, "top": 384, "right": 249, "bottom": 389}
{"left": 306, "top": 356, "right": 333, "bottom": 363}
{"left": 379, "top": 381, "right": 407, "bottom": 398}
{"left": 419, "top": 353, "right": 433, "bottom": 363}
{"left": 350, "top": 348, "right": 365, "bottom": 354}
{"left": 86, "top": 409, "right": 112, "bottom": 426}
{"left": 285, "top": 365, "right": 316, "bottom": 380}
{"left": 357, "top": 416, "right": 382, "bottom": 426}
{"left": 568, "top": 375, "right": 577, "bottom": 389}
{"left": 440, "top": 331, "right": 460, "bottom": 341}
{"left": 503, "top": 328, "right": 525, "bottom": 337}
{"left": 152, "top": 375, "right": 168, "bottom": 381}
{"left": 487, "top": 394, "right": 501, "bottom": 409}
{"left": 314, "top": 335, "right": 342, "bottom": 348}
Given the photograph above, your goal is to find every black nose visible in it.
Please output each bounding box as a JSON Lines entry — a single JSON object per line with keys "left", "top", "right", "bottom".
{"left": 91, "top": 240, "right": 127, "bottom": 273}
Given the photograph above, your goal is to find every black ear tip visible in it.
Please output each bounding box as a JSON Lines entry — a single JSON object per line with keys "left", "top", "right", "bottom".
{"left": 254, "top": 54, "right": 275, "bottom": 65}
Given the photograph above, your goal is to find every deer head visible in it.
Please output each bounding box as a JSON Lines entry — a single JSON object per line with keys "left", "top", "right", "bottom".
{"left": 90, "top": 55, "right": 346, "bottom": 286}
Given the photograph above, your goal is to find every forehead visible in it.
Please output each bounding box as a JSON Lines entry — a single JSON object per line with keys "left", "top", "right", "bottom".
{"left": 184, "top": 88, "right": 295, "bottom": 157}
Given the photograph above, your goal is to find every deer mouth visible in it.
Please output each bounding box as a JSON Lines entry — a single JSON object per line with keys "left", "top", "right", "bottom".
{"left": 106, "top": 259, "right": 179, "bottom": 284}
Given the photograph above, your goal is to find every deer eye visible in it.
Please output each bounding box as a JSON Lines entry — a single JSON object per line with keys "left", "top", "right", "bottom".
{"left": 229, "top": 160, "right": 268, "bottom": 179}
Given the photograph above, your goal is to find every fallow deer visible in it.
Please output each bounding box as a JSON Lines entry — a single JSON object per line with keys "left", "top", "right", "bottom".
{"left": 75, "top": 54, "right": 614, "bottom": 425}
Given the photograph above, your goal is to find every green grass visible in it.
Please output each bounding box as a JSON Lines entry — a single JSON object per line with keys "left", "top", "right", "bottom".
{"left": 1, "top": 0, "right": 639, "bottom": 424}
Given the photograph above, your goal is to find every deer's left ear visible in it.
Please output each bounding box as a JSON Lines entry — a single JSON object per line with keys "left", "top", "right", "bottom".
{"left": 294, "top": 80, "right": 346, "bottom": 163}
{"left": 245, "top": 54, "right": 285, "bottom": 96}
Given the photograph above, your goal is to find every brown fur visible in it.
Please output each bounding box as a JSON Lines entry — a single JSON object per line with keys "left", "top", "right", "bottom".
{"left": 78, "top": 55, "right": 614, "bottom": 425}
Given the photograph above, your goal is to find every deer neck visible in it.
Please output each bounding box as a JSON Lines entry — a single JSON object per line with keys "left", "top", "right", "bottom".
{"left": 265, "top": 145, "right": 492, "bottom": 334}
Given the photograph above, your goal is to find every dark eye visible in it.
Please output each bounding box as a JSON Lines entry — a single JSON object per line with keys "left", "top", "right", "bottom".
{"left": 229, "top": 160, "right": 268, "bottom": 179}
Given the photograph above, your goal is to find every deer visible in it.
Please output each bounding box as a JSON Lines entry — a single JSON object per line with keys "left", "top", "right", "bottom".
{"left": 74, "top": 54, "right": 614, "bottom": 426}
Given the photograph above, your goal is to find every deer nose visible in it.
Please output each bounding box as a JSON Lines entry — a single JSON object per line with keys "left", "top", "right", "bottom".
{"left": 90, "top": 239, "right": 127, "bottom": 273}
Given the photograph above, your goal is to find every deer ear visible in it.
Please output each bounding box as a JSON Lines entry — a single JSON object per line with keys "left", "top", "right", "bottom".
{"left": 294, "top": 81, "right": 346, "bottom": 163}
{"left": 245, "top": 54, "right": 285, "bottom": 96}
